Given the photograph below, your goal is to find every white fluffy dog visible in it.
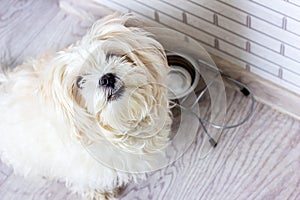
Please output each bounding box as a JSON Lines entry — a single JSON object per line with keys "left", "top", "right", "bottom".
{"left": 0, "top": 14, "right": 172, "bottom": 199}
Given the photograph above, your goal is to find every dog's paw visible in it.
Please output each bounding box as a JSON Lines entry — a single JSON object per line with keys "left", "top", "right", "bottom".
{"left": 93, "top": 187, "right": 123, "bottom": 200}
{"left": 93, "top": 192, "right": 114, "bottom": 200}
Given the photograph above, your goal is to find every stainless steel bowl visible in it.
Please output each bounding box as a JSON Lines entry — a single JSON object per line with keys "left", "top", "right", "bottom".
{"left": 166, "top": 52, "right": 200, "bottom": 100}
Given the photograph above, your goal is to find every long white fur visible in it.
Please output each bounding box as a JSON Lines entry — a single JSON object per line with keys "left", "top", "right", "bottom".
{"left": 0, "top": 14, "right": 171, "bottom": 199}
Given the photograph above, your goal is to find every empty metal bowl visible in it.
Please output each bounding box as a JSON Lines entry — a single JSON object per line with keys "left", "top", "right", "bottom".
{"left": 166, "top": 52, "right": 200, "bottom": 99}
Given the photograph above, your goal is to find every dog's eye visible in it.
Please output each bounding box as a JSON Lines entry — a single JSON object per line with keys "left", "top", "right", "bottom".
{"left": 76, "top": 76, "right": 85, "bottom": 89}
{"left": 105, "top": 53, "right": 118, "bottom": 61}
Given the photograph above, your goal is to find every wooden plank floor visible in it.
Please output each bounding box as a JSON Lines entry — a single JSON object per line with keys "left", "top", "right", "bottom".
{"left": 0, "top": 1, "right": 300, "bottom": 200}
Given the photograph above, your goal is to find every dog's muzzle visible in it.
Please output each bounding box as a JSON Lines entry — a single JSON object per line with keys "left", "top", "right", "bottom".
{"left": 100, "top": 73, "right": 124, "bottom": 101}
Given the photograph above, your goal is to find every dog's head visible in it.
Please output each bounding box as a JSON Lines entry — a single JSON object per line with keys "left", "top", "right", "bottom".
{"left": 53, "top": 14, "right": 171, "bottom": 152}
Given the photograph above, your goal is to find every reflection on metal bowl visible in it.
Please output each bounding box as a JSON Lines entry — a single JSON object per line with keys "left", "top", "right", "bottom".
{"left": 166, "top": 52, "right": 200, "bottom": 100}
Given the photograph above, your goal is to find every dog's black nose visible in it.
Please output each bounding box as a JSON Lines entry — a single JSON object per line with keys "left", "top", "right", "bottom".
{"left": 100, "top": 73, "right": 116, "bottom": 88}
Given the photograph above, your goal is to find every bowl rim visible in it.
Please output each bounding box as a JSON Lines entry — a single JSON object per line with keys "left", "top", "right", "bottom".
{"left": 166, "top": 52, "right": 200, "bottom": 99}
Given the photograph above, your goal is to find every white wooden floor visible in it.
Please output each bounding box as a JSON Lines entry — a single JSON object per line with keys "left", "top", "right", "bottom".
{"left": 0, "top": 1, "right": 300, "bottom": 200}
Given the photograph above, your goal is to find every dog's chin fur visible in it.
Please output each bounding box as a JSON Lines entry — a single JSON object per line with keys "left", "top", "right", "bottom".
{"left": 0, "top": 14, "right": 172, "bottom": 199}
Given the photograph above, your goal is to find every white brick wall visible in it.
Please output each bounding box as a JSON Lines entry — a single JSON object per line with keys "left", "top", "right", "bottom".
{"left": 220, "top": 0, "right": 283, "bottom": 26}
{"left": 287, "top": 18, "right": 300, "bottom": 35}
{"left": 163, "top": 0, "right": 215, "bottom": 22}
{"left": 285, "top": 45, "right": 300, "bottom": 62}
{"left": 252, "top": 0, "right": 300, "bottom": 20}
{"left": 190, "top": 0, "right": 248, "bottom": 24}
{"left": 97, "top": 0, "right": 300, "bottom": 95}
{"left": 289, "top": 0, "right": 300, "bottom": 7}
{"left": 135, "top": 0, "right": 183, "bottom": 20}
{"left": 186, "top": 13, "right": 247, "bottom": 49}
